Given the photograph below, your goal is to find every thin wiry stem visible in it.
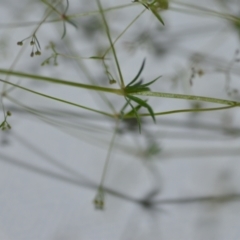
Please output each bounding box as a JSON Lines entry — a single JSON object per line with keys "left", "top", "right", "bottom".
{"left": 0, "top": 79, "right": 115, "bottom": 118}
{"left": 102, "top": 8, "right": 146, "bottom": 57}
{"left": 97, "top": 0, "right": 125, "bottom": 88}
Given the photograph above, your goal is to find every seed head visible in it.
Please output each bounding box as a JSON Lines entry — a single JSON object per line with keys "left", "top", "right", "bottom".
{"left": 35, "top": 50, "right": 41, "bottom": 56}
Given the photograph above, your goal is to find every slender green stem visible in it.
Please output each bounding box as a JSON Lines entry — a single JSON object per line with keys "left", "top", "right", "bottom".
{"left": 0, "top": 4, "right": 136, "bottom": 29}
{"left": 69, "top": 3, "right": 135, "bottom": 18}
{"left": 41, "top": 0, "right": 62, "bottom": 16}
{"left": 102, "top": 9, "right": 146, "bottom": 57}
{"left": 99, "top": 119, "right": 119, "bottom": 188}
{"left": 130, "top": 91, "right": 240, "bottom": 106}
{"left": 97, "top": 0, "right": 125, "bottom": 88}
{"left": 136, "top": 105, "right": 237, "bottom": 118}
{"left": 56, "top": 31, "right": 117, "bottom": 115}
{"left": 34, "top": 0, "right": 63, "bottom": 35}
{"left": 94, "top": 118, "right": 120, "bottom": 209}
{"left": 171, "top": 0, "right": 240, "bottom": 24}
{"left": 6, "top": 95, "right": 110, "bottom": 135}
{"left": 2, "top": 0, "right": 62, "bottom": 94}
{"left": 0, "top": 79, "right": 115, "bottom": 118}
{"left": 0, "top": 69, "right": 123, "bottom": 95}
{"left": 1, "top": 69, "right": 240, "bottom": 108}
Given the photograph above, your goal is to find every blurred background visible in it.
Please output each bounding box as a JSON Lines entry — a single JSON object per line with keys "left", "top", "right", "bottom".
{"left": 1, "top": 0, "right": 240, "bottom": 239}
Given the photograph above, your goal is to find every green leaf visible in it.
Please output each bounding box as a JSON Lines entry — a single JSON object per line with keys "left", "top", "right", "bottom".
{"left": 138, "top": 75, "right": 161, "bottom": 88}
{"left": 89, "top": 56, "right": 103, "bottom": 59}
{"left": 127, "top": 95, "right": 156, "bottom": 123}
{"left": 125, "top": 59, "right": 161, "bottom": 94}
{"left": 125, "top": 86, "right": 150, "bottom": 93}
{"left": 150, "top": 8, "right": 165, "bottom": 25}
{"left": 125, "top": 76, "right": 161, "bottom": 94}
{"left": 124, "top": 100, "right": 146, "bottom": 117}
{"left": 127, "top": 58, "right": 146, "bottom": 87}
{"left": 66, "top": 18, "right": 78, "bottom": 29}
{"left": 130, "top": 79, "right": 143, "bottom": 87}
{"left": 124, "top": 97, "right": 142, "bottom": 133}
{"left": 61, "top": 21, "right": 67, "bottom": 39}
{"left": 120, "top": 101, "right": 130, "bottom": 117}
{"left": 64, "top": 0, "right": 69, "bottom": 14}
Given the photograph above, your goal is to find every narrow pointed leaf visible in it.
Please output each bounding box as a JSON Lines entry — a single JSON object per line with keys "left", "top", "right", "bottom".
{"left": 125, "top": 97, "right": 142, "bottom": 133}
{"left": 66, "top": 18, "right": 78, "bottom": 29}
{"left": 125, "top": 86, "right": 150, "bottom": 93}
{"left": 138, "top": 75, "right": 161, "bottom": 88}
{"left": 64, "top": 0, "right": 69, "bottom": 14}
{"left": 127, "top": 95, "right": 156, "bottom": 123}
{"left": 151, "top": 8, "right": 165, "bottom": 25}
{"left": 127, "top": 58, "right": 146, "bottom": 87}
{"left": 120, "top": 101, "right": 130, "bottom": 117}
{"left": 90, "top": 56, "right": 103, "bottom": 59}
{"left": 61, "top": 21, "right": 67, "bottom": 39}
{"left": 126, "top": 75, "right": 161, "bottom": 93}
{"left": 130, "top": 79, "right": 143, "bottom": 87}
{"left": 125, "top": 100, "right": 146, "bottom": 117}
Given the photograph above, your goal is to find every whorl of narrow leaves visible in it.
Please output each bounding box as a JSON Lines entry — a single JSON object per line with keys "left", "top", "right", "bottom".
{"left": 123, "top": 59, "right": 160, "bottom": 132}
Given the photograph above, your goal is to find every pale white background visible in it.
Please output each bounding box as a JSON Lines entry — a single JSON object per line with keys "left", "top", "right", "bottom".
{"left": 1, "top": 0, "right": 240, "bottom": 239}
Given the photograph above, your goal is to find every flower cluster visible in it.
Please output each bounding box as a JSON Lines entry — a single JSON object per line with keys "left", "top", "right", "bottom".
{"left": 17, "top": 34, "right": 41, "bottom": 57}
